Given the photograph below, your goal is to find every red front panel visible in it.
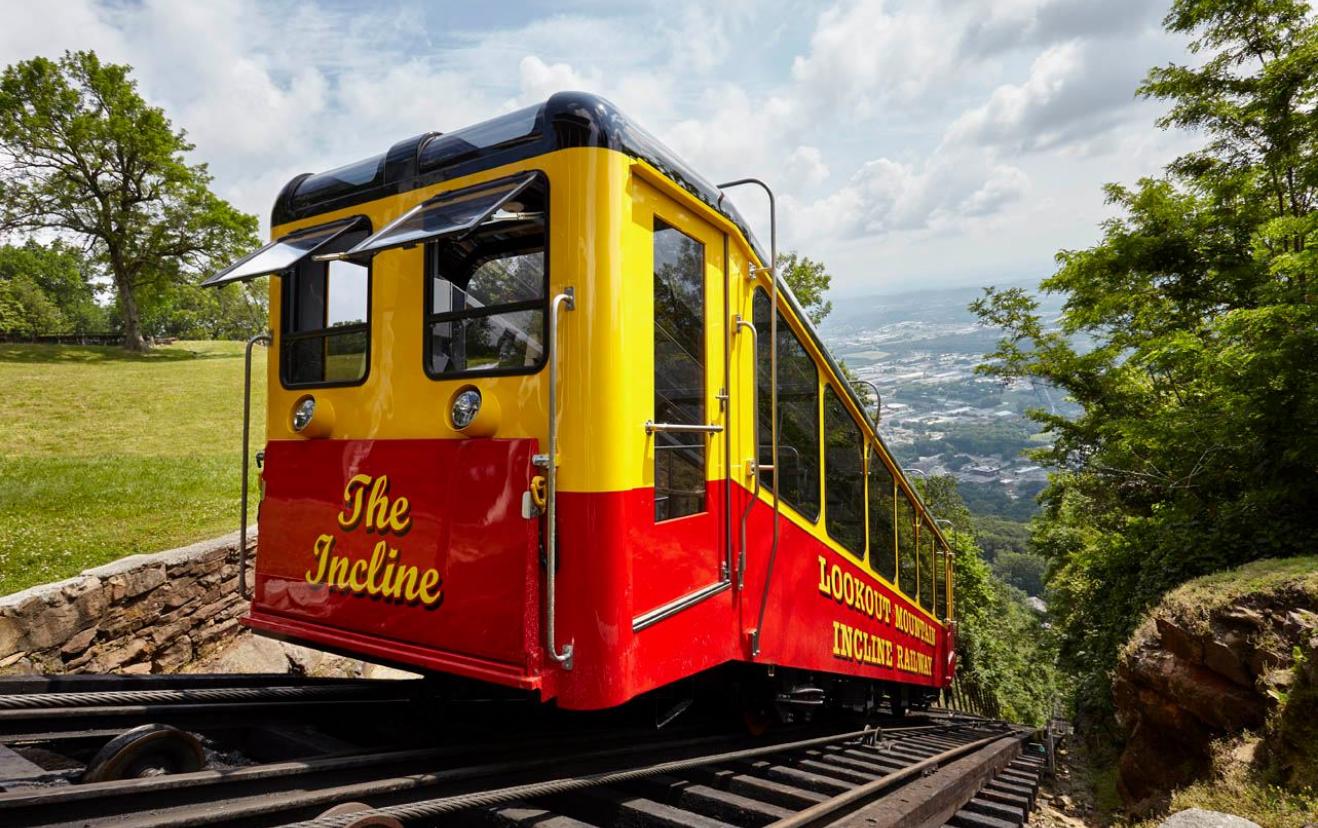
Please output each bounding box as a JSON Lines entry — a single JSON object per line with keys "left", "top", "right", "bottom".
{"left": 247, "top": 438, "right": 543, "bottom": 688}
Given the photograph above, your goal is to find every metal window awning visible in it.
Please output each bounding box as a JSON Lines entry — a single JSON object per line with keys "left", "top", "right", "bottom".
{"left": 319, "top": 172, "right": 538, "bottom": 262}
{"left": 202, "top": 217, "right": 367, "bottom": 288}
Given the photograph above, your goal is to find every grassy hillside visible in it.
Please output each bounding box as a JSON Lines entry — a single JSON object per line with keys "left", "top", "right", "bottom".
{"left": 0, "top": 341, "right": 265, "bottom": 595}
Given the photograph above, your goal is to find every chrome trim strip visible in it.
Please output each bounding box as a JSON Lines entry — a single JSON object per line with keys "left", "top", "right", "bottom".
{"left": 632, "top": 580, "right": 732, "bottom": 632}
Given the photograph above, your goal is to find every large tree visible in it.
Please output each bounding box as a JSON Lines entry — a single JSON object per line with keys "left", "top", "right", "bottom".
{"left": 0, "top": 51, "right": 257, "bottom": 350}
{"left": 972, "top": 0, "right": 1318, "bottom": 712}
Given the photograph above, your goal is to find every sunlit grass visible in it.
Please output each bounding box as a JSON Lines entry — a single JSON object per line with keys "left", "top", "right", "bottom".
{"left": 0, "top": 341, "right": 265, "bottom": 595}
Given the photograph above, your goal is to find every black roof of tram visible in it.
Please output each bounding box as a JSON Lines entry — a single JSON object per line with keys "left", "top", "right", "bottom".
{"left": 271, "top": 91, "right": 766, "bottom": 262}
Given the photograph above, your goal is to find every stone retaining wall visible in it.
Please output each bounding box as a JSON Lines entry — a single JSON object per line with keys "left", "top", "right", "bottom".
{"left": 0, "top": 530, "right": 256, "bottom": 675}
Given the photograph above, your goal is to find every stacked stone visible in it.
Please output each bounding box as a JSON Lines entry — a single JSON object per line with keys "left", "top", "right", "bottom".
{"left": 0, "top": 531, "right": 256, "bottom": 675}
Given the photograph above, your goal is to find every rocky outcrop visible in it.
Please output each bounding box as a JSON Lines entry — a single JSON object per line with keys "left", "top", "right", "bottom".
{"left": 1113, "top": 559, "right": 1318, "bottom": 814}
{"left": 0, "top": 530, "right": 256, "bottom": 675}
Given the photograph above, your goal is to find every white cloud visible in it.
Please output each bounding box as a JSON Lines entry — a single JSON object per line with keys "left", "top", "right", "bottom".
{"left": 789, "top": 0, "right": 961, "bottom": 117}
{"left": 783, "top": 148, "right": 1030, "bottom": 244}
{"left": 0, "top": 0, "right": 1193, "bottom": 296}
{"left": 946, "top": 39, "right": 1149, "bottom": 152}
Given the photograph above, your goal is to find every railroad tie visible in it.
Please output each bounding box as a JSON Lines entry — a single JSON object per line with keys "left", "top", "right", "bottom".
{"left": 944, "top": 742, "right": 1045, "bottom": 828}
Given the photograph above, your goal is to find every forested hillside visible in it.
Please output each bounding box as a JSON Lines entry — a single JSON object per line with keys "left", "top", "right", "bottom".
{"left": 973, "top": 0, "right": 1318, "bottom": 726}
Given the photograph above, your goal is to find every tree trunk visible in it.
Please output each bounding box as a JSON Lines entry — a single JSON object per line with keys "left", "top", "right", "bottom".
{"left": 118, "top": 284, "right": 149, "bottom": 352}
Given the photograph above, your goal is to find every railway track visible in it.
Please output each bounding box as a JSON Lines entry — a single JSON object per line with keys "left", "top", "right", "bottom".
{"left": 0, "top": 675, "right": 1045, "bottom": 828}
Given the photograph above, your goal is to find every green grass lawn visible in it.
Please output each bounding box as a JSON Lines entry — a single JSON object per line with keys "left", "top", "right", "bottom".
{"left": 0, "top": 341, "right": 266, "bottom": 595}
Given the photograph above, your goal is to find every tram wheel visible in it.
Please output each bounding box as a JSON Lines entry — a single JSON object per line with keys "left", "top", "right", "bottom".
{"left": 318, "top": 802, "right": 404, "bottom": 828}
{"left": 81, "top": 724, "right": 204, "bottom": 783}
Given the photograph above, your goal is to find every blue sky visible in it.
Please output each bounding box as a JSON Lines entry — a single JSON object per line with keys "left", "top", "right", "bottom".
{"left": 2, "top": 0, "right": 1198, "bottom": 297}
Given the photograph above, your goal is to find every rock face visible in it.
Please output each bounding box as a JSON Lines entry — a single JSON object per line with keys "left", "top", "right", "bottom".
{"left": 1113, "top": 561, "right": 1318, "bottom": 814}
{"left": 0, "top": 531, "right": 257, "bottom": 675}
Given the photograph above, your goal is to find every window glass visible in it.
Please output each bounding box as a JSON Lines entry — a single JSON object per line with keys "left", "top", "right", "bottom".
{"left": 360, "top": 174, "right": 535, "bottom": 259}
{"left": 868, "top": 451, "right": 897, "bottom": 582}
{"left": 753, "top": 289, "right": 821, "bottom": 521}
{"left": 418, "top": 105, "right": 541, "bottom": 170}
{"left": 824, "top": 387, "right": 865, "bottom": 554}
{"left": 426, "top": 174, "right": 547, "bottom": 377}
{"left": 205, "top": 218, "right": 361, "bottom": 287}
{"left": 281, "top": 227, "right": 370, "bottom": 386}
{"left": 920, "top": 520, "right": 935, "bottom": 610}
{"left": 896, "top": 488, "right": 918, "bottom": 599}
{"left": 653, "top": 220, "right": 706, "bottom": 521}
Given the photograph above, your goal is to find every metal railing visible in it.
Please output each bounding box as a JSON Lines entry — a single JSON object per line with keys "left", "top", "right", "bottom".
{"left": 238, "top": 332, "right": 271, "bottom": 600}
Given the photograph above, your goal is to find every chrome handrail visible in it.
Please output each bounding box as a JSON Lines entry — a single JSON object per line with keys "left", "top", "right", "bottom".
{"left": 239, "top": 332, "right": 271, "bottom": 600}
{"left": 851, "top": 379, "right": 882, "bottom": 425}
{"left": 717, "top": 177, "right": 777, "bottom": 657}
{"left": 645, "top": 421, "right": 724, "bottom": 434}
{"left": 734, "top": 314, "right": 758, "bottom": 590}
{"left": 545, "top": 289, "right": 575, "bottom": 670}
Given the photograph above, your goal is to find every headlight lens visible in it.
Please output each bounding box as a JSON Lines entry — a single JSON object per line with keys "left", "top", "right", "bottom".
{"left": 451, "top": 388, "right": 482, "bottom": 430}
{"left": 292, "top": 396, "right": 316, "bottom": 432}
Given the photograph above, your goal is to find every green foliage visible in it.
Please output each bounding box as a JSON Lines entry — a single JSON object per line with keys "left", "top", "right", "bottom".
{"left": 0, "top": 275, "right": 64, "bottom": 335}
{"left": 0, "top": 51, "right": 257, "bottom": 350}
{"left": 909, "top": 418, "right": 1035, "bottom": 458}
{"left": 975, "top": 515, "right": 1032, "bottom": 561}
{"left": 905, "top": 475, "right": 1059, "bottom": 723}
{"left": 778, "top": 251, "right": 833, "bottom": 326}
{"left": 992, "top": 550, "right": 1048, "bottom": 596}
{"left": 950, "top": 526, "right": 1060, "bottom": 725}
{"left": 971, "top": 0, "right": 1318, "bottom": 720}
{"left": 0, "top": 240, "right": 104, "bottom": 333}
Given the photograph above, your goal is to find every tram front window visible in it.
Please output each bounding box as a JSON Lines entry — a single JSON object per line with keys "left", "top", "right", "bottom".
{"left": 425, "top": 175, "right": 548, "bottom": 377}
{"left": 281, "top": 227, "right": 371, "bottom": 387}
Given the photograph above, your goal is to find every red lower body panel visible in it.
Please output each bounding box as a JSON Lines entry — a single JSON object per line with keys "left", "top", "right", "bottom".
{"left": 247, "top": 438, "right": 951, "bottom": 710}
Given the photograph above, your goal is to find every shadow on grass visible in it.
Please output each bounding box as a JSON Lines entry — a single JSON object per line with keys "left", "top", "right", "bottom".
{"left": 0, "top": 342, "right": 241, "bottom": 364}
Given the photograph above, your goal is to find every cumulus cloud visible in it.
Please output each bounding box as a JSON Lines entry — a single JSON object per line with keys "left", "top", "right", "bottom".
{"left": 789, "top": 0, "right": 960, "bottom": 116}
{"left": 946, "top": 38, "right": 1153, "bottom": 152}
{"left": 784, "top": 148, "right": 1030, "bottom": 244}
{"left": 0, "top": 0, "right": 1189, "bottom": 294}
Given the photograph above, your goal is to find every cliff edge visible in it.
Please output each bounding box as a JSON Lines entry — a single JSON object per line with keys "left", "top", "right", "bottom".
{"left": 1113, "top": 557, "right": 1318, "bottom": 815}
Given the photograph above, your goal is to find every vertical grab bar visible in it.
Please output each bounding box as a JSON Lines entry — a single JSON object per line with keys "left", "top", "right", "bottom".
{"left": 546, "top": 288, "right": 575, "bottom": 670}
{"left": 239, "top": 332, "right": 271, "bottom": 600}
{"left": 733, "top": 315, "right": 759, "bottom": 590}
{"left": 717, "top": 178, "right": 777, "bottom": 658}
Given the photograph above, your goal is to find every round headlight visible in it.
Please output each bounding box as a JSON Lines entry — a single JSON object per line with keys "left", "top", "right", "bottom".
{"left": 451, "top": 388, "right": 482, "bottom": 430}
{"left": 292, "top": 396, "right": 316, "bottom": 432}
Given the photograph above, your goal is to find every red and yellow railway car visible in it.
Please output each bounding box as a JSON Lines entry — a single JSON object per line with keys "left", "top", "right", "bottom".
{"left": 207, "top": 92, "right": 957, "bottom": 714}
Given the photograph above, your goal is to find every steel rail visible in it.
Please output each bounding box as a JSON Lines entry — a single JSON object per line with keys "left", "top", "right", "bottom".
{"left": 5, "top": 726, "right": 928, "bottom": 827}
{"left": 286, "top": 724, "right": 1000, "bottom": 828}
{"left": 764, "top": 730, "right": 1016, "bottom": 828}
{"left": 0, "top": 683, "right": 416, "bottom": 711}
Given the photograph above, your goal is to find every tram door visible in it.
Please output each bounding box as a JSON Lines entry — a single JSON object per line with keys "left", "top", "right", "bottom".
{"left": 632, "top": 180, "right": 729, "bottom": 626}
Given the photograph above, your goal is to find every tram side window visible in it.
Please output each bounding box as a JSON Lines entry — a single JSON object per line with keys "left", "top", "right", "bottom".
{"left": 426, "top": 176, "right": 548, "bottom": 376}
{"left": 823, "top": 386, "right": 865, "bottom": 555}
{"left": 653, "top": 220, "right": 707, "bottom": 521}
{"left": 753, "top": 289, "right": 821, "bottom": 521}
{"left": 868, "top": 452, "right": 897, "bottom": 582}
{"left": 896, "top": 488, "right": 917, "bottom": 599}
{"left": 920, "top": 520, "right": 935, "bottom": 611}
{"left": 282, "top": 227, "right": 370, "bottom": 386}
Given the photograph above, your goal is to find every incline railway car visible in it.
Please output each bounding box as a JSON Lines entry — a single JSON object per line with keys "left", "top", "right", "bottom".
{"left": 206, "top": 92, "right": 957, "bottom": 714}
